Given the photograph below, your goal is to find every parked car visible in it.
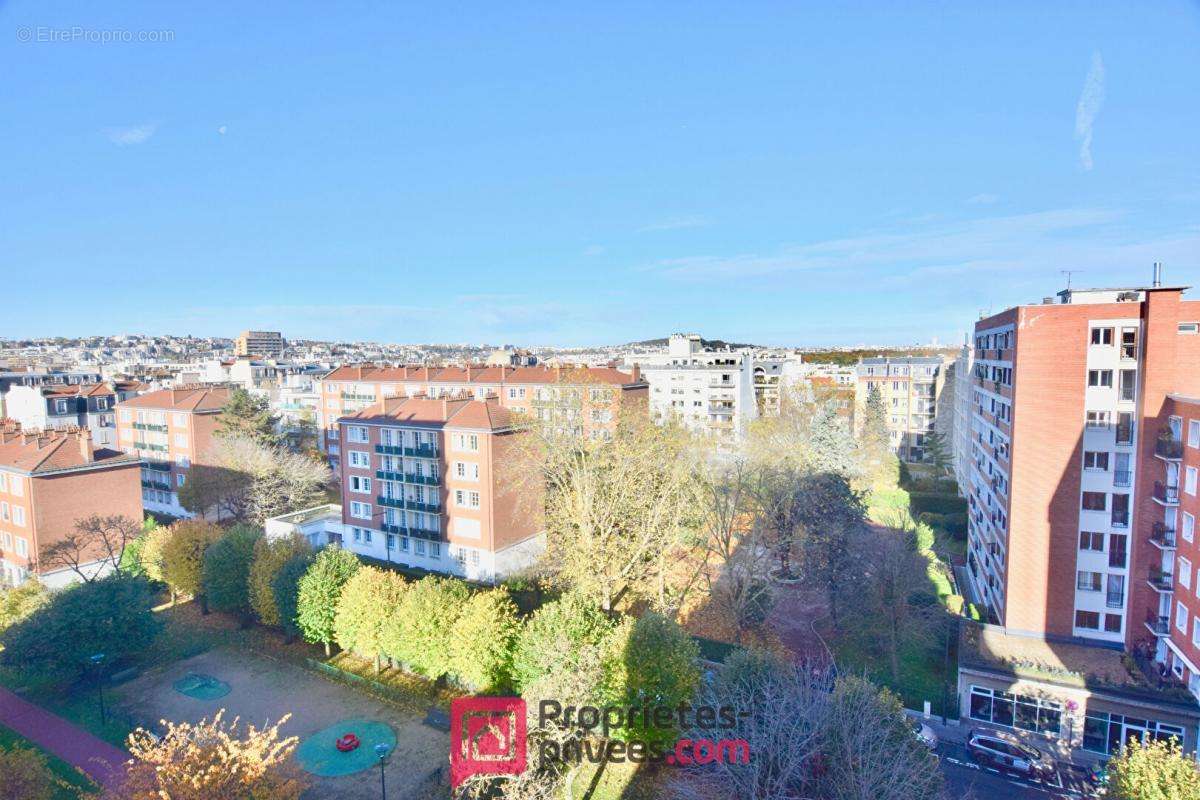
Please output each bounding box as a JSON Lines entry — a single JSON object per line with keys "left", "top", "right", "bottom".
{"left": 966, "top": 730, "right": 1055, "bottom": 779}
{"left": 911, "top": 719, "right": 938, "bottom": 749}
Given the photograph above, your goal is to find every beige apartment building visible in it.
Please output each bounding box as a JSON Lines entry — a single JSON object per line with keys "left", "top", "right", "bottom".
{"left": 854, "top": 356, "right": 946, "bottom": 462}
{"left": 234, "top": 330, "right": 286, "bottom": 358}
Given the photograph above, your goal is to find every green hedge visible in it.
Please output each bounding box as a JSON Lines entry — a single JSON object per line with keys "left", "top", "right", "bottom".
{"left": 909, "top": 492, "right": 967, "bottom": 516}
{"left": 909, "top": 478, "right": 959, "bottom": 494}
{"left": 918, "top": 512, "right": 968, "bottom": 538}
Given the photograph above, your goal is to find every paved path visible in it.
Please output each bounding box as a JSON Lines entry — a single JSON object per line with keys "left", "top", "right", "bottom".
{"left": 0, "top": 686, "right": 126, "bottom": 790}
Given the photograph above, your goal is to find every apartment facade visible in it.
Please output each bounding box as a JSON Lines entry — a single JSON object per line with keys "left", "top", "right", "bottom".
{"left": 854, "top": 356, "right": 945, "bottom": 461}
{"left": 633, "top": 334, "right": 758, "bottom": 441}
{"left": 958, "top": 272, "right": 1200, "bottom": 759}
{"left": 115, "top": 386, "right": 231, "bottom": 517}
{"left": 298, "top": 395, "right": 542, "bottom": 581}
{"left": 951, "top": 342, "right": 976, "bottom": 490}
{"left": 0, "top": 422, "right": 142, "bottom": 588}
{"left": 316, "top": 364, "right": 646, "bottom": 473}
{"left": 4, "top": 381, "right": 142, "bottom": 448}
{"left": 234, "top": 330, "right": 285, "bottom": 358}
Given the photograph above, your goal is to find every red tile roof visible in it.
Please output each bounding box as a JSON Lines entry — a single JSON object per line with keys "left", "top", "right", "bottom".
{"left": 339, "top": 396, "right": 514, "bottom": 431}
{"left": 0, "top": 421, "right": 139, "bottom": 474}
{"left": 321, "top": 363, "right": 642, "bottom": 387}
{"left": 117, "top": 386, "right": 232, "bottom": 413}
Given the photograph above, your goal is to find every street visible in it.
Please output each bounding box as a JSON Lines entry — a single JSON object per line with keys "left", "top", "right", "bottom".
{"left": 937, "top": 741, "right": 1100, "bottom": 800}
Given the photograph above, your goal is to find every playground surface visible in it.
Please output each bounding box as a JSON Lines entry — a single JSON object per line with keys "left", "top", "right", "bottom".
{"left": 111, "top": 646, "right": 447, "bottom": 799}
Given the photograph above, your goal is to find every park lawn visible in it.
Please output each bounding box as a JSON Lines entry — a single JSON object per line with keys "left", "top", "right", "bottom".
{"left": 833, "top": 631, "right": 957, "bottom": 718}
{"left": 0, "top": 723, "right": 99, "bottom": 799}
{"left": 569, "top": 759, "right": 662, "bottom": 800}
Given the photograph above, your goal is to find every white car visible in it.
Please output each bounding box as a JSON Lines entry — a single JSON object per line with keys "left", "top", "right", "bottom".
{"left": 911, "top": 719, "right": 939, "bottom": 749}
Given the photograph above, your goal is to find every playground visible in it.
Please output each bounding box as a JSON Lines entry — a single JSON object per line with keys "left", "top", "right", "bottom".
{"left": 111, "top": 646, "right": 447, "bottom": 799}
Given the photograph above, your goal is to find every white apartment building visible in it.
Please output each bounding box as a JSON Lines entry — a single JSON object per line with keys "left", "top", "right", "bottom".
{"left": 629, "top": 334, "right": 758, "bottom": 441}
{"left": 951, "top": 340, "right": 975, "bottom": 491}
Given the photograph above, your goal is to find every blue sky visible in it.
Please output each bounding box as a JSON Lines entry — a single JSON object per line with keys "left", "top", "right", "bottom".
{"left": 3, "top": 2, "right": 1198, "bottom": 347}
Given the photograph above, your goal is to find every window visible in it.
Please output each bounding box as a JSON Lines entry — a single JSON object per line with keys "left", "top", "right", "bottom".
{"left": 1179, "top": 557, "right": 1193, "bottom": 590}
{"left": 0, "top": 501, "right": 7, "bottom": 521}
{"left": 454, "top": 461, "right": 479, "bottom": 481}
{"left": 1086, "top": 411, "right": 1110, "bottom": 428}
{"left": 1108, "top": 533, "right": 1127, "bottom": 568}
{"left": 1083, "top": 712, "right": 1185, "bottom": 755}
{"left": 349, "top": 501, "right": 372, "bottom": 520}
{"left": 1119, "top": 370, "right": 1137, "bottom": 401}
{"left": 1081, "top": 492, "right": 1107, "bottom": 511}
{"left": 1185, "top": 512, "right": 1196, "bottom": 544}
{"left": 455, "top": 490, "right": 481, "bottom": 509}
{"left": 1076, "top": 571, "right": 1102, "bottom": 592}
{"left": 1104, "top": 614, "right": 1123, "bottom": 633}
{"left": 1190, "top": 420, "right": 1200, "bottom": 449}
{"left": 15, "top": 538, "right": 28, "bottom": 557}
{"left": 1091, "top": 327, "right": 1114, "bottom": 345}
{"left": 119, "top": 409, "right": 132, "bottom": 422}
{"left": 1075, "top": 610, "right": 1100, "bottom": 629}
{"left": 968, "top": 686, "right": 1061, "bottom": 734}
{"left": 1177, "top": 601, "right": 1189, "bottom": 632}
{"left": 0, "top": 474, "right": 5, "bottom": 492}
{"left": 1179, "top": 323, "right": 1199, "bottom": 334}
{"left": 429, "top": 542, "right": 440, "bottom": 558}
{"left": 178, "top": 456, "right": 191, "bottom": 469}
{"left": 1079, "top": 531, "right": 1104, "bottom": 551}
{"left": 349, "top": 475, "right": 371, "bottom": 494}
{"left": 346, "top": 425, "right": 369, "bottom": 443}
{"left": 1083, "top": 451, "right": 1110, "bottom": 470}
{"left": 348, "top": 451, "right": 370, "bottom": 468}
{"left": 1193, "top": 619, "right": 1200, "bottom": 649}
{"left": 1088, "top": 370, "right": 1113, "bottom": 388}
{"left": 1111, "top": 493, "right": 1130, "bottom": 527}
{"left": 177, "top": 474, "right": 185, "bottom": 487}
{"left": 13, "top": 507, "right": 26, "bottom": 527}
{"left": 9, "top": 479, "right": 22, "bottom": 497}
{"left": 415, "top": 539, "right": 426, "bottom": 556}
{"left": 1187, "top": 467, "right": 1198, "bottom": 496}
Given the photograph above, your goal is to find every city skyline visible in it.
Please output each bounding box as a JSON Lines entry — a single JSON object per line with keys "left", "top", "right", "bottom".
{"left": 4, "top": 3, "right": 1199, "bottom": 346}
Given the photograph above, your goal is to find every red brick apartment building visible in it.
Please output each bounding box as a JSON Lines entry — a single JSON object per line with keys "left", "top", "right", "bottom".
{"left": 316, "top": 364, "right": 646, "bottom": 474}
{"left": 327, "top": 395, "right": 539, "bottom": 581}
{"left": 959, "top": 268, "right": 1200, "bottom": 760}
{"left": 0, "top": 422, "right": 142, "bottom": 588}
{"left": 115, "top": 386, "right": 231, "bottom": 518}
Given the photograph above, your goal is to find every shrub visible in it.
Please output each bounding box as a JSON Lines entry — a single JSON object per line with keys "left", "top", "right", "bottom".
{"left": 249, "top": 534, "right": 311, "bottom": 627}
{"left": 380, "top": 575, "right": 470, "bottom": 679}
{"left": 0, "top": 742, "right": 56, "bottom": 800}
{"left": 449, "top": 589, "right": 522, "bottom": 691}
{"left": 202, "top": 524, "right": 263, "bottom": 619}
{"left": 512, "top": 591, "right": 615, "bottom": 693}
{"left": 600, "top": 612, "right": 700, "bottom": 744}
{"left": 272, "top": 553, "right": 315, "bottom": 640}
{"left": 909, "top": 478, "right": 959, "bottom": 494}
{"left": 161, "top": 520, "right": 223, "bottom": 608}
{"left": 296, "top": 547, "right": 360, "bottom": 655}
{"left": 897, "top": 460, "right": 913, "bottom": 488}
{"left": 0, "top": 580, "right": 50, "bottom": 637}
{"left": 138, "top": 522, "right": 173, "bottom": 585}
{"left": 908, "top": 492, "right": 967, "bottom": 516}
{"left": 334, "top": 567, "right": 407, "bottom": 670}
{"left": 0, "top": 574, "right": 160, "bottom": 677}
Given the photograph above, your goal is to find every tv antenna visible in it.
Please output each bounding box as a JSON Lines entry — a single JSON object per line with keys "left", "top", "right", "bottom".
{"left": 1061, "top": 269, "right": 1082, "bottom": 290}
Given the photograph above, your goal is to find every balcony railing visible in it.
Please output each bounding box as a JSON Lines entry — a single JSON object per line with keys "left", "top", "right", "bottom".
{"left": 141, "top": 478, "right": 171, "bottom": 490}
{"left": 375, "top": 444, "right": 403, "bottom": 455}
{"left": 405, "top": 445, "right": 439, "bottom": 458}
{"left": 1155, "top": 438, "right": 1184, "bottom": 460}
{"left": 1147, "top": 567, "right": 1174, "bottom": 593}
{"left": 1111, "top": 511, "right": 1130, "bottom": 528}
{"left": 1153, "top": 481, "right": 1180, "bottom": 505}
{"left": 376, "top": 470, "right": 404, "bottom": 482}
{"left": 1144, "top": 613, "right": 1171, "bottom": 637}
{"left": 1106, "top": 591, "right": 1125, "bottom": 609}
{"left": 1150, "top": 522, "right": 1178, "bottom": 549}
{"left": 377, "top": 495, "right": 405, "bottom": 509}
{"left": 133, "top": 422, "right": 168, "bottom": 432}
{"left": 1113, "top": 469, "right": 1132, "bottom": 488}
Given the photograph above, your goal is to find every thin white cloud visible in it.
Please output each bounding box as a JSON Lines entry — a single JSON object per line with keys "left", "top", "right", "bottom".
{"left": 105, "top": 123, "right": 159, "bottom": 146}
{"left": 217, "top": 125, "right": 228, "bottom": 135}
{"left": 1075, "top": 52, "right": 1105, "bottom": 171}
{"left": 967, "top": 193, "right": 1000, "bottom": 205}
{"left": 638, "top": 215, "right": 710, "bottom": 233}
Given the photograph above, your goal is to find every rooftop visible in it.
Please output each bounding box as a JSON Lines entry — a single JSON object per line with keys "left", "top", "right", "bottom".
{"left": 321, "top": 363, "right": 643, "bottom": 387}
{"left": 0, "top": 420, "right": 139, "bottom": 474}
{"left": 339, "top": 395, "right": 515, "bottom": 431}
{"left": 118, "top": 385, "right": 232, "bottom": 412}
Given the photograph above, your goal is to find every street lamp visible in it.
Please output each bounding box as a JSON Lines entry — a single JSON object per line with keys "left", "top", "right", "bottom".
{"left": 374, "top": 742, "right": 391, "bottom": 799}
{"left": 89, "top": 653, "right": 107, "bottom": 726}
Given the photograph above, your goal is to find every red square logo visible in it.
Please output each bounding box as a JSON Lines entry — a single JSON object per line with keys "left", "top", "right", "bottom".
{"left": 450, "top": 696, "right": 527, "bottom": 788}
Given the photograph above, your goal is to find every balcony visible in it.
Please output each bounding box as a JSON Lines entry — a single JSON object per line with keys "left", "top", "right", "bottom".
{"left": 1150, "top": 522, "right": 1178, "bottom": 550}
{"left": 140, "top": 478, "right": 171, "bottom": 490}
{"left": 340, "top": 392, "right": 376, "bottom": 402}
{"left": 1144, "top": 613, "right": 1171, "bottom": 637}
{"left": 406, "top": 473, "right": 440, "bottom": 486}
{"left": 135, "top": 442, "right": 169, "bottom": 453}
{"left": 377, "top": 495, "right": 405, "bottom": 509}
{"left": 708, "top": 404, "right": 735, "bottom": 416}
{"left": 375, "top": 444, "right": 403, "bottom": 456}
{"left": 1153, "top": 481, "right": 1180, "bottom": 506}
{"left": 405, "top": 445, "right": 439, "bottom": 459}
{"left": 133, "top": 422, "right": 168, "bottom": 433}
{"left": 1113, "top": 469, "right": 1132, "bottom": 488}
{"left": 1155, "top": 438, "right": 1184, "bottom": 460}
{"left": 406, "top": 500, "right": 440, "bottom": 513}
{"left": 1106, "top": 591, "right": 1125, "bottom": 609}
{"left": 1146, "top": 567, "right": 1174, "bottom": 594}
{"left": 376, "top": 470, "right": 404, "bottom": 482}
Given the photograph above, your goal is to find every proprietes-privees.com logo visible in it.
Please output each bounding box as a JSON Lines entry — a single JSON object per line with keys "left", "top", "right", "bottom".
{"left": 451, "top": 696, "right": 752, "bottom": 788}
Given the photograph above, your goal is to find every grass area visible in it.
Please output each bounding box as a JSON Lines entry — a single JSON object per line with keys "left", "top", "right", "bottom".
{"left": 834, "top": 632, "right": 957, "bottom": 718}
{"left": 569, "top": 759, "right": 662, "bottom": 800}
{"left": 0, "top": 723, "right": 98, "bottom": 799}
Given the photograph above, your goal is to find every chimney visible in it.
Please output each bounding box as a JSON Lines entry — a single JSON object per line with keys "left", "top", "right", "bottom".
{"left": 77, "top": 428, "right": 94, "bottom": 462}
{"left": 631, "top": 364, "right": 642, "bottom": 383}
{"left": 1152, "top": 261, "right": 1163, "bottom": 288}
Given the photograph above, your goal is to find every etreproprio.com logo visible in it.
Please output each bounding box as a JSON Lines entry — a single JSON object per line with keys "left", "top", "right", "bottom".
{"left": 451, "top": 696, "right": 753, "bottom": 788}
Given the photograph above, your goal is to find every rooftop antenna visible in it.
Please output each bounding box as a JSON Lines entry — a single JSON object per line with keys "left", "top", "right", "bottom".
{"left": 1061, "top": 269, "right": 1082, "bottom": 290}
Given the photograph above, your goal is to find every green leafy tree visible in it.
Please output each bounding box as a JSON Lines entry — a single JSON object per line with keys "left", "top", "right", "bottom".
{"left": 0, "top": 574, "right": 161, "bottom": 677}
{"left": 249, "top": 534, "right": 311, "bottom": 627}
{"left": 119, "top": 518, "right": 159, "bottom": 578}
{"left": 177, "top": 465, "right": 249, "bottom": 523}
{"left": 202, "top": 524, "right": 263, "bottom": 622}
{"left": 0, "top": 742, "right": 57, "bottom": 800}
{"left": 296, "top": 547, "right": 360, "bottom": 656}
{"left": 0, "top": 581, "right": 50, "bottom": 637}
{"left": 217, "top": 388, "right": 281, "bottom": 445}
{"left": 333, "top": 566, "right": 407, "bottom": 672}
{"left": 160, "top": 520, "right": 223, "bottom": 612}
{"left": 922, "top": 430, "right": 951, "bottom": 475}
{"left": 795, "top": 472, "right": 866, "bottom": 627}
{"left": 1108, "top": 737, "right": 1200, "bottom": 800}
{"left": 272, "top": 552, "right": 315, "bottom": 641}
{"left": 380, "top": 575, "right": 470, "bottom": 679}
{"left": 449, "top": 588, "right": 522, "bottom": 692}
{"left": 601, "top": 611, "right": 700, "bottom": 744}
{"left": 138, "top": 521, "right": 172, "bottom": 585}
{"left": 512, "top": 591, "right": 615, "bottom": 693}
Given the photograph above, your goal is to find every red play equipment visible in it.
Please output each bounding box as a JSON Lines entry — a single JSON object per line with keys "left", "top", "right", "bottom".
{"left": 335, "top": 733, "right": 361, "bottom": 752}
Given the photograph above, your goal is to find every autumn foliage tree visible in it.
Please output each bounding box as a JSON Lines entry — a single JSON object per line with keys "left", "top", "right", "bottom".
{"left": 333, "top": 566, "right": 407, "bottom": 672}
{"left": 248, "top": 534, "right": 311, "bottom": 627}
{"left": 295, "top": 547, "right": 359, "bottom": 655}
{"left": 118, "top": 711, "right": 307, "bottom": 800}
{"left": 379, "top": 575, "right": 469, "bottom": 679}
{"left": 449, "top": 588, "right": 522, "bottom": 691}
{"left": 161, "top": 520, "right": 223, "bottom": 611}
{"left": 1107, "top": 737, "right": 1200, "bottom": 800}
{"left": 0, "top": 741, "right": 58, "bottom": 800}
